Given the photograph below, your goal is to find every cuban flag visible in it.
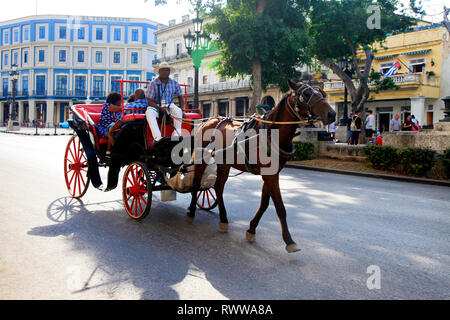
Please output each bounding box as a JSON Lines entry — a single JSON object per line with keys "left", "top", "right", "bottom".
{"left": 383, "top": 61, "right": 401, "bottom": 77}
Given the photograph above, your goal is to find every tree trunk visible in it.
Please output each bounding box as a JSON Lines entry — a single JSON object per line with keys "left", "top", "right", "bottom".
{"left": 248, "top": 0, "right": 267, "bottom": 115}
{"left": 250, "top": 58, "right": 262, "bottom": 115}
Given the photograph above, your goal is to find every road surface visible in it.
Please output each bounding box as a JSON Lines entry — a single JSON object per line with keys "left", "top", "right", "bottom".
{"left": 0, "top": 133, "right": 449, "bottom": 299}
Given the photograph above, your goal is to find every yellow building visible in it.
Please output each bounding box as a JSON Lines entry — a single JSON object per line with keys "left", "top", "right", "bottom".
{"left": 324, "top": 22, "right": 450, "bottom": 130}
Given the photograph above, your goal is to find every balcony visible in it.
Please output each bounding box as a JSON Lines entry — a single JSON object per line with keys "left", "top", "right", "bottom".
{"left": 323, "top": 72, "right": 441, "bottom": 99}
{"left": 186, "top": 79, "right": 252, "bottom": 95}
{"left": 153, "top": 53, "right": 190, "bottom": 65}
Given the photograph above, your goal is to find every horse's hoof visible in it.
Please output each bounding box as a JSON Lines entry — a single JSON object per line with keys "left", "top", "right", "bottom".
{"left": 286, "top": 243, "right": 301, "bottom": 253}
{"left": 246, "top": 231, "right": 255, "bottom": 243}
{"left": 219, "top": 223, "right": 228, "bottom": 233}
{"left": 186, "top": 215, "right": 194, "bottom": 224}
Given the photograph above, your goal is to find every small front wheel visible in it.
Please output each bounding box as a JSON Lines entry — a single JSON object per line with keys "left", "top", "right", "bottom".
{"left": 196, "top": 188, "right": 218, "bottom": 210}
{"left": 122, "top": 162, "right": 152, "bottom": 220}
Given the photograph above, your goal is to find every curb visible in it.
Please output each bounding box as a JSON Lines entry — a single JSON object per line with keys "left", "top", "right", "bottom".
{"left": 286, "top": 163, "right": 450, "bottom": 187}
{"left": 0, "top": 130, "right": 74, "bottom": 136}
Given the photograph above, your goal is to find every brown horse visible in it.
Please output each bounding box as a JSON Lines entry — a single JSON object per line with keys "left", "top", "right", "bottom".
{"left": 186, "top": 79, "right": 336, "bottom": 253}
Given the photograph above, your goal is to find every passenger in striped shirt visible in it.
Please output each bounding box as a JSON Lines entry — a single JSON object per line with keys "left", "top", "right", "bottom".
{"left": 145, "top": 62, "right": 184, "bottom": 141}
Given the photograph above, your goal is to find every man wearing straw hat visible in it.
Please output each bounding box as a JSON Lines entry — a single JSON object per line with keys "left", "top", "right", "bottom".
{"left": 146, "top": 61, "right": 184, "bottom": 141}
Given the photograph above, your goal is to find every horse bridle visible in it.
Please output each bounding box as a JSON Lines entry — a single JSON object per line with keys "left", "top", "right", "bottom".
{"left": 286, "top": 84, "right": 325, "bottom": 122}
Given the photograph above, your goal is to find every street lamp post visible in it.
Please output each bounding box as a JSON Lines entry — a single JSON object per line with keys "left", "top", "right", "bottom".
{"left": 7, "top": 64, "right": 19, "bottom": 131}
{"left": 337, "top": 60, "right": 354, "bottom": 126}
{"left": 183, "top": 8, "right": 211, "bottom": 110}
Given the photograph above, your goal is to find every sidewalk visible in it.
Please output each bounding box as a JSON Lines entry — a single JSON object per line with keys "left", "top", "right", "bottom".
{"left": 0, "top": 126, "right": 74, "bottom": 136}
{"left": 286, "top": 162, "right": 450, "bottom": 187}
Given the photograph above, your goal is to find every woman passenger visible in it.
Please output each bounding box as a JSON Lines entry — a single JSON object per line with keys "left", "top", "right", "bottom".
{"left": 97, "top": 92, "right": 123, "bottom": 160}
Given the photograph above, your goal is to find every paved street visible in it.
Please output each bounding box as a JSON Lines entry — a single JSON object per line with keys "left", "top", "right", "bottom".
{"left": 0, "top": 133, "right": 449, "bottom": 300}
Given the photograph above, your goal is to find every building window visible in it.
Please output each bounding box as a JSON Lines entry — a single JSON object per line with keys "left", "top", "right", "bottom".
{"left": 379, "top": 62, "right": 393, "bottom": 75}
{"left": 202, "top": 75, "right": 208, "bottom": 84}
{"left": 96, "top": 28, "right": 103, "bottom": 40}
{"left": 95, "top": 51, "right": 102, "bottom": 64}
{"left": 77, "top": 51, "right": 84, "bottom": 63}
{"left": 4, "top": 31, "right": 9, "bottom": 44}
{"left": 74, "top": 75, "right": 86, "bottom": 96}
{"left": 3, "top": 78, "right": 8, "bottom": 96}
{"left": 4, "top": 54, "right": 8, "bottom": 66}
{"left": 92, "top": 76, "right": 104, "bottom": 96}
{"left": 14, "top": 53, "right": 18, "bottom": 65}
{"left": 23, "top": 51, "right": 28, "bottom": 64}
{"left": 162, "top": 43, "right": 166, "bottom": 58}
{"left": 59, "top": 50, "right": 66, "bottom": 62}
{"left": 110, "top": 76, "right": 122, "bottom": 92}
{"left": 38, "top": 50, "right": 45, "bottom": 62}
{"left": 409, "top": 58, "right": 425, "bottom": 73}
{"left": 175, "top": 41, "right": 181, "bottom": 57}
{"left": 22, "top": 76, "right": 28, "bottom": 94}
{"left": 14, "top": 29, "right": 19, "bottom": 42}
{"left": 114, "top": 28, "right": 121, "bottom": 41}
{"left": 36, "top": 75, "right": 46, "bottom": 95}
{"left": 59, "top": 26, "right": 66, "bottom": 39}
{"left": 131, "top": 52, "right": 138, "bottom": 64}
{"left": 113, "top": 52, "right": 120, "bottom": 64}
{"left": 39, "top": 26, "right": 45, "bottom": 39}
{"left": 131, "top": 29, "right": 138, "bottom": 41}
{"left": 56, "top": 75, "right": 68, "bottom": 95}
{"left": 128, "top": 76, "right": 139, "bottom": 95}
{"left": 187, "top": 77, "right": 193, "bottom": 87}
{"left": 24, "top": 28, "right": 29, "bottom": 41}
{"left": 78, "top": 28, "right": 85, "bottom": 40}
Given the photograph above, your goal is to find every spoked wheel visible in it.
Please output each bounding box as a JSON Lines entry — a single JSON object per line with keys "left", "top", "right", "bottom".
{"left": 196, "top": 188, "right": 218, "bottom": 210}
{"left": 64, "top": 135, "right": 90, "bottom": 198}
{"left": 122, "top": 162, "right": 152, "bottom": 220}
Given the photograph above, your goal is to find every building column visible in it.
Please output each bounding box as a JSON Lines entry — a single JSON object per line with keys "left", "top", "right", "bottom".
{"left": 230, "top": 98, "right": 237, "bottom": 117}
{"left": 46, "top": 100, "right": 55, "bottom": 127}
{"left": 212, "top": 99, "right": 219, "bottom": 117}
{"left": 0, "top": 102, "right": 4, "bottom": 124}
{"left": 411, "top": 97, "right": 426, "bottom": 126}
{"left": 248, "top": 97, "right": 253, "bottom": 116}
{"left": 29, "top": 100, "right": 36, "bottom": 123}
{"left": 18, "top": 101, "right": 24, "bottom": 124}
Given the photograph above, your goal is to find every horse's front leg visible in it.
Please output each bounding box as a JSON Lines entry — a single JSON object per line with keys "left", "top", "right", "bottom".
{"left": 215, "top": 164, "right": 231, "bottom": 232}
{"left": 246, "top": 178, "right": 271, "bottom": 243}
{"left": 267, "top": 174, "right": 301, "bottom": 253}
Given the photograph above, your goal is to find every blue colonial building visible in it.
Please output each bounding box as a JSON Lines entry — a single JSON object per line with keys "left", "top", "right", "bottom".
{"left": 0, "top": 15, "right": 160, "bottom": 127}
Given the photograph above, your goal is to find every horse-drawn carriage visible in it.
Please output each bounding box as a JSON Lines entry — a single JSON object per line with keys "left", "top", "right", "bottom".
{"left": 64, "top": 80, "right": 217, "bottom": 220}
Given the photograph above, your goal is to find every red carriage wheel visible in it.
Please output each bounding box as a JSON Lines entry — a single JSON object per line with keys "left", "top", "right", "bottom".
{"left": 196, "top": 188, "right": 218, "bottom": 210}
{"left": 122, "top": 162, "right": 152, "bottom": 220}
{"left": 64, "top": 135, "right": 90, "bottom": 198}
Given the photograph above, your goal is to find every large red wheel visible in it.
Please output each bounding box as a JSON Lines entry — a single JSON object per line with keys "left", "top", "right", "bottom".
{"left": 64, "top": 135, "right": 90, "bottom": 198}
{"left": 122, "top": 162, "right": 152, "bottom": 220}
{"left": 196, "top": 188, "right": 218, "bottom": 210}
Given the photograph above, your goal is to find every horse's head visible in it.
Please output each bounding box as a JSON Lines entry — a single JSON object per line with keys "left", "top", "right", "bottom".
{"left": 287, "top": 79, "right": 336, "bottom": 125}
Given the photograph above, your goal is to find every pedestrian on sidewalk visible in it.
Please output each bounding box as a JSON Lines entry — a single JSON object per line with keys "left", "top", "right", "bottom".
{"left": 328, "top": 121, "right": 336, "bottom": 141}
{"left": 350, "top": 111, "right": 361, "bottom": 145}
{"left": 365, "top": 110, "right": 375, "bottom": 144}
{"left": 347, "top": 112, "right": 354, "bottom": 145}
{"left": 390, "top": 114, "right": 401, "bottom": 132}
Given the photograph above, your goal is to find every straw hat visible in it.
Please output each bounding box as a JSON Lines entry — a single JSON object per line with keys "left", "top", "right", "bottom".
{"left": 154, "top": 61, "right": 171, "bottom": 73}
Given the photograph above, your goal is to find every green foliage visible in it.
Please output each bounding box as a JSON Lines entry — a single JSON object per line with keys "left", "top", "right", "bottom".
{"left": 440, "top": 148, "right": 450, "bottom": 179}
{"left": 365, "top": 146, "right": 437, "bottom": 176}
{"left": 206, "top": 0, "right": 310, "bottom": 92}
{"left": 308, "top": 0, "right": 418, "bottom": 61}
{"left": 293, "top": 142, "right": 315, "bottom": 161}
{"left": 363, "top": 145, "right": 398, "bottom": 171}
{"left": 397, "top": 147, "right": 436, "bottom": 176}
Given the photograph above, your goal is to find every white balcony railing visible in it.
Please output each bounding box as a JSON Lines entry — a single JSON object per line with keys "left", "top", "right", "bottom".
{"left": 324, "top": 73, "right": 423, "bottom": 90}
{"left": 186, "top": 79, "right": 252, "bottom": 94}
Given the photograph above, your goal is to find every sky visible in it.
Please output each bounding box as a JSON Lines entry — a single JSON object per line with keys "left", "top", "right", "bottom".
{"left": 0, "top": 0, "right": 447, "bottom": 24}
